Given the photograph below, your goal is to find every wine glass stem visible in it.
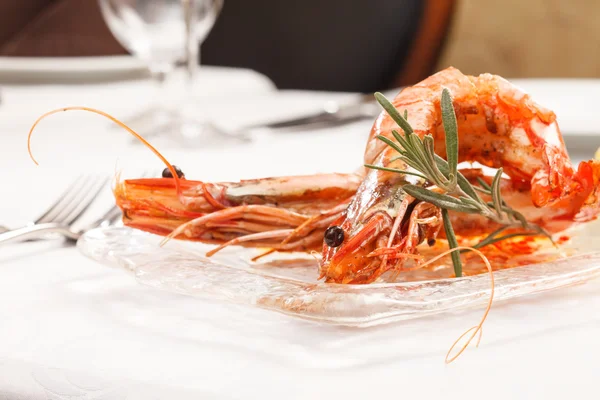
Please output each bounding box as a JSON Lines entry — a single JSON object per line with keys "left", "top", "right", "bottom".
{"left": 154, "top": 69, "right": 168, "bottom": 107}
{"left": 183, "top": 0, "right": 199, "bottom": 111}
{"left": 186, "top": 44, "right": 199, "bottom": 100}
{"left": 184, "top": 0, "right": 196, "bottom": 75}
{"left": 148, "top": 68, "right": 173, "bottom": 120}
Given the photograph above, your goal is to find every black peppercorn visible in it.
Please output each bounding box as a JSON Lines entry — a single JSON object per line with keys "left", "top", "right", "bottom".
{"left": 324, "top": 226, "right": 345, "bottom": 247}
{"left": 162, "top": 165, "right": 184, "bottom": 179}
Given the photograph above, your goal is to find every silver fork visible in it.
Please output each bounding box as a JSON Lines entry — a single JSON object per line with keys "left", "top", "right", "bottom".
{"left": 0, "top": 175, "right": 113, "bottom": 246}
{"left": 0, "top": 170, "right": 157, "bottom": 246}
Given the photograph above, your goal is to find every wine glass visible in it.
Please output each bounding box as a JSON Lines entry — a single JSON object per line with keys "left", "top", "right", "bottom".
{"left": 98, "top": 0, "right": 229, "bottom": 146}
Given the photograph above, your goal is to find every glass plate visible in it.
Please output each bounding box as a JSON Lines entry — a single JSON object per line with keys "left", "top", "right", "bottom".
{"left": 77, "top": 219, "right": 600, "bottom": 327}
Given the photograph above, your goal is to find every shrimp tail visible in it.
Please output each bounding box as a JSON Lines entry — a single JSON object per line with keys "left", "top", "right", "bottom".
{"left": 531, "top": 145, "right": 600, "bottom": 222}
{"left": 572, "top": 159, "right": 600, "bottom": 221}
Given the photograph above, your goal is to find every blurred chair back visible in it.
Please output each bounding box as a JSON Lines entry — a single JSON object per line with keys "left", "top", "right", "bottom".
{"left": 202, "top": 0, "right": 456, "bottom": 92}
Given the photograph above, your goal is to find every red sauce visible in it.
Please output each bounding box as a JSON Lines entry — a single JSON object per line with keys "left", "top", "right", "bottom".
{"left": 401, "top": 233, "right": 564, "bottom": 281}
{"left": 558, "top": 235, "right": 570, "bottom": 244}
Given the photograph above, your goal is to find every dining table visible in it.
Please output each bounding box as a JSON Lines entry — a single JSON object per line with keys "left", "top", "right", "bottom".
{"left": 1, "top": 62, "right": 600, "bottom": 400}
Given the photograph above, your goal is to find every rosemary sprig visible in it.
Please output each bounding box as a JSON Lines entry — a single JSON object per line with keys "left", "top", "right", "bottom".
{"left": 442, "top": 209, "right": 463, "bottom": 277}
{"left": 470, "top": 226, "right": 540, "bottom": 250}
{"left": 366, "top": 89, "right": 553, "bottom": 277}
{"left": 441, "top": 88, "right": 458, "bottom": 187}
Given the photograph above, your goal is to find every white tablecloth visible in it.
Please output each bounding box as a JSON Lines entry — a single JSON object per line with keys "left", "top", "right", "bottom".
{"left": 1, "top": 68, "right": 600, "bottom": 400}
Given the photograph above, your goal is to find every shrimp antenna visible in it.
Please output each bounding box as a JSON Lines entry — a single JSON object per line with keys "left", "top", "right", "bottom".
{"left": 27, "top": 106, "right": 182, "bottom": 195}
{"left": 393, "top": 246, "right": 495, "bottom": 363}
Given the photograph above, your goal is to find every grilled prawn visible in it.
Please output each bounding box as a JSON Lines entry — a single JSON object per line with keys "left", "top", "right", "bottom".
{"left": 27, "top": 67, "right": 600, "bottom": 284}
{"left": 321, "top": 67, "right": 600, "bottom": 282}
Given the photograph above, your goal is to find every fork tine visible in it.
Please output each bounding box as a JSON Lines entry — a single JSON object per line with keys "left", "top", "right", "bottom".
{"left": 62, "top": 176, "right": 110, "bottom": 226}
{"left": 35, "top": 175, "right": 88, "bottom": 224}
{"left": 83, "top": 206, "right": 121, "bottom": 231}
{"left": 51, "top": 176, "right": 99, "bottom": 224}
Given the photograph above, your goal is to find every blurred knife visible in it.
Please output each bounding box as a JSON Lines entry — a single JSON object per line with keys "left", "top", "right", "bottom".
{"left": 247, "top": 89, "right": 401, "bottom": 131}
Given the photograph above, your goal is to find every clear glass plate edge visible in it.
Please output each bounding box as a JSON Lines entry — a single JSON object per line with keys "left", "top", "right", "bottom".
{"left": 77, "top": 226, "right": 600, "bottom": 327}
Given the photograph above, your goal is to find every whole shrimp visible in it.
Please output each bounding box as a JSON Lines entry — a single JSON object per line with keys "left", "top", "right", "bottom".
{"left": 27, "top": 67, "right": 600, "bottom": 284}
{"left": 322, "top": 67, "right": 600, "bottom": 283}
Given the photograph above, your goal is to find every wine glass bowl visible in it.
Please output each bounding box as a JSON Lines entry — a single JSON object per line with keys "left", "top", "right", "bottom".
{"left": 98, "top": 0, "right": 226, "bottom": 146}
{"left": 99, "top": 0, "right": 222, "bottom": 72}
